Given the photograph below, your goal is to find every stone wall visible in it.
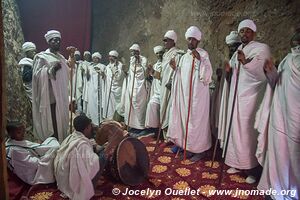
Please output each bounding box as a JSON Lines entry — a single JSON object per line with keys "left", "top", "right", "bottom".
{"left": 2, "top": 0, "right": 31, "bottom": 130}
{"left": 92, "top": 0, "right": 300, "bottom": 72}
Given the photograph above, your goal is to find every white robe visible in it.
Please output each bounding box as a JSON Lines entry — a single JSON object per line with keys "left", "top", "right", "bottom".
{"left": 72, "top": 61, "right": 83, "bottom": 111}
{"left": 18, "top": 57, "right": 33, "bottom": 102}
{"left": 167, "top": 48, "right": 212, "bottom": 153}
{"left": 160, "top": 47, "right": 181, "bottom": 129}
{"left": 257, "top": 54, "right": 300, "bottom": 200}
{"left": 218, "top": 52, "right": 238, "bottom": 149}
{"left": 85, "top": 63, "right": 106, "bottom": 126}
{"left": 5, "top": 137, "right": 59, "bottom": 185}
{"left": 54, "top": 131, "right": 100, "bottom": 200}
{"left": 32, "top": 49, "right": 69, "bottom": 142}
{"left": 145, "top": 60, "right": 162, "bottom": 128}
{"left": 81, "top": 60, "right": 92, "bottom": 113}
{"left": 124, "top": 55, "right": 148, "bottom": 129}
{"left": 104, "top": 61, "right": 125, "bottom": 119}
{"left": 224, "top": 41, "right": 270, "bottom": 169}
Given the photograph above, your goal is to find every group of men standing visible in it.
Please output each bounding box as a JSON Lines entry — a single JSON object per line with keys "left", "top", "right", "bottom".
{"left": 13, "top": 18, "right": 299, "bottom": 199}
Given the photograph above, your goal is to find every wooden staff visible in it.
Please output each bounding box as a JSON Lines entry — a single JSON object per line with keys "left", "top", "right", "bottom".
{"left": 66, "top": 46, "right": 77, "bottom": 134}
{"left": 97, "top": 66, "right": 102, "bottom": 125}
{"left": 127, "top": 57, "right": 138, "bottom": 131}
{"left": 183, "top": 56, "right": 196, "bottom": 161}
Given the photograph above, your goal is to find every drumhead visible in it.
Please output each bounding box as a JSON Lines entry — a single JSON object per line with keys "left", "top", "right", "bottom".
{"left": 115, "top": 137, "right": 149, "bottom": 186}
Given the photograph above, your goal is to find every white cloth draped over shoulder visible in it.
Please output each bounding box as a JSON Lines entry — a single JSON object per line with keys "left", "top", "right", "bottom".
{"left": 257, "top": 54, "right": 300, "bottom": 200}
{"left": 54, "top": 131, "right": 100, "bottom": 200}
{"left": 32, "top": 49, "right": 69, "bottom": 142}
{"left": 6, "top": 137, "right": 60, "bottom": 185}
{"left": 85, "top": 62, "right": 106, "bottom": 125}
{"left": 124, "top": 55, "right": 148, "bottom": 129}
{"left": 218, "top": 51, "right": 238, "bottom": 149}
{"left": 18, "top": 57, "right": 34, "bottom": 102}
{"left": 81, "top": 60, "right": 92, "bottom": 113}
{"left": 104, "top": 61, "right": 125, "bottom": 119}
{"left": 224, "top": 41, "right": 270, "bottom": 169}
{"left": 167, "top": 48, "right": 212, "bottom": 153}
{"left": 72, "top": 61, "right": 83, "bottom": 108}
{"left": 160, "top": 47, "right": 181, "bottom": 129}
{"left": 145, "top": 60, "right": 162, "bottom": 128}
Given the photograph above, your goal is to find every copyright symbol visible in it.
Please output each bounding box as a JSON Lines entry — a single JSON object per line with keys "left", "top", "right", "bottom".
{"left": 112, "top": 188, "right": 121, "bottom": 195}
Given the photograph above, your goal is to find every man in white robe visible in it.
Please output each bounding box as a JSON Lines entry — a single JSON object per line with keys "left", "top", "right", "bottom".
{"left": 160, "top": 30, "right": 181, "bottom": 137}
{"left": 32, "top": 30, "right": 71, "bottom": 142}
{"left": 54, "top": 115, "right": 105, "bottom": 200}
{"left": 72, "top": 50, "right": 83, "bottom": 113}
{"left": 224, "top": 19, "right": 271, "bottom": 184}
{"left": 167, "top": 26, "right": 212, "bottom": 162}
{"left": 124, "top": 44, "right": 149, "bottom": 130}
{"left": 85, "top": 52, "right": 106, "bottom": 125}
{"left": 145, "top": 45, "right": 164, "bottom": 132}
{"left": 257, "top": 31, "right": 300, "bottom": 200}
{"left": 18, "top": 42, "right": 36, "bottom": 102}
{"left": 104, "top": 50, "right": 125, "bottom": 120}
{"left": 218, "top": 31, "right": 241, "bottom": 149}
{"left": 5, "top": 121, "right": 59, "bottom": 185}
{"left": 82, "top": 51, "right": 92, "bottom": 113}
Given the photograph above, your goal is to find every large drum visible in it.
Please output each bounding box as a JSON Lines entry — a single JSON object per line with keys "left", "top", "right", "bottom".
{"left": 95, "top": 120, "right": 149, "bottom": 186}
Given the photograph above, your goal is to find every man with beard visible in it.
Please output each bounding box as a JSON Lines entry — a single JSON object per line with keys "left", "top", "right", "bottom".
{"left": 167, "top": 26, "right": 212, "bottom": 162}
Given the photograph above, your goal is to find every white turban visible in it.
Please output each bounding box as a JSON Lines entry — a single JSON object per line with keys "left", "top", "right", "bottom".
{"left": 22, "top": 42, "right": 36, "bottom": 52}
{"left": 129, "top": 44, "right": 140, "bottom": 52}
{"left": 92, "top": 52, "right": 102, "bottom": 59}
{"left": 109, "top": 50, "right": 119, "bottom": 57}
{"left": 185, "top": 26, "right": 202, "bottom": 41}
{"left": 238, "top": 19, "right": 257, "bottom": 32}
{"left": 153, "top": 45, "right": 164, "bottom": 54}
{"left": 44, "top": 30, "right": 61, "bottom": 43}
{"left": 225, "top": 31, "right": 241, "bottom": 45}
{"left": 74, "top": 50, "right": 81, "bottom": 56}
{"left": 83, "top": 51, "right": 91, "bottom": 56}
{"left": 164, "top": 30, "right": 177, "bottom": 43}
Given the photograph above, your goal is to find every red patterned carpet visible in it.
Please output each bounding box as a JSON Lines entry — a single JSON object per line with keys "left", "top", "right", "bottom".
{"left": 8, "top": 136, "right": 264, "bottom": 200}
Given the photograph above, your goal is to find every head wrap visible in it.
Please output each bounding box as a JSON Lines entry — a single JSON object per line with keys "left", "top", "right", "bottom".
{"left": 74, "top": 50, "right": 81, "bottom": 56}
{"left": 129, "top": 44, "right": 140, "bottom": 52}
{"left": 22, "top": 42, "right": 36, "bottom": 52}
{"left": 153, "top": 45, "right": 164, "bottom": 54}
{"left": 83, "top": 51, "right": 91, "bottom": 56}
{"left": 44, "top": 30, "right": 61, "bottom": 43}
{"left": 163, "top": 30, "right": 177, "bottom": 43}
{"left": 225, "top": 31, "right": 241, "bottom": 45}
{"left": 238, "top": 19, "right": 257, "bottom": 32}
{"left": 109, "top": 50, "right": 119, "bottom": 57}
{"left": 185, "top": 26, "right": 202, "bottom": 41}
{"left": 92, "top": 52, "right": 102, "bottom": 59}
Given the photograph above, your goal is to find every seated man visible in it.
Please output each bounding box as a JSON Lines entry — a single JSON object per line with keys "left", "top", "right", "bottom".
{"left": 54, "top": 115, "right": 106, "bottom": 200}
{"left": 5, "top": 120, "right": 60, "bottom": 185}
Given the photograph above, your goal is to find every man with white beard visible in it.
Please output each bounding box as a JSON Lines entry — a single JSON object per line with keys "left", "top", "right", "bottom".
{"left": 124, "top": 44, "right": 149, "bottom": 132}
{"left": 167, "top": 26, "right": 212, "bottom": 162}
{"left": 223, "top": 19, "right": 271, "bottom": 184}
{"left": 18, "top": 42, "right": 37, "bottom": 102}
{"left": 85, "top": 52, "right": 106, "bottom": 125}
{"left": 257, "top": 30, "right": 300, "bottom": 200}
{"left": 104, "top": 50, "right": 125, "bottom": 121}
{"left": 145, "top": 45, "right": 164, "bottom": 135}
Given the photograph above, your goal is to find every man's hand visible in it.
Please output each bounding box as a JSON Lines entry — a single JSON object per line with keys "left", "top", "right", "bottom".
{"left": 191, "top": 49, "right": 200, "bottom": 60}
{"left": 264, "top": 59, "right": 275, "bottom": 73}
{"left": 237, "top": 50, "right": 247, "bottom": 65}
{"left": 224, "top": 61, "right": 231, "bottom": 72}
{"left": 169, "top": 58, "right": 176, "bottom": 70}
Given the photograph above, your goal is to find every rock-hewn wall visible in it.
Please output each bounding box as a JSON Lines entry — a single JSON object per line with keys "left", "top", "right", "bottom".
{"left": 92, "top": 0, "right": 300, "bottom": 70}
{"left": 2, "top": 0, "right": 31, "bottom": 129}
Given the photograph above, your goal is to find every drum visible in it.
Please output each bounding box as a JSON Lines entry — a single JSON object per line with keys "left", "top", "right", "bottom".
{"left": 108, "top": 136, "right": 149, "bottom": 186}
{"left": 95, "top": 120, "right": 149, "bottom": 186}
